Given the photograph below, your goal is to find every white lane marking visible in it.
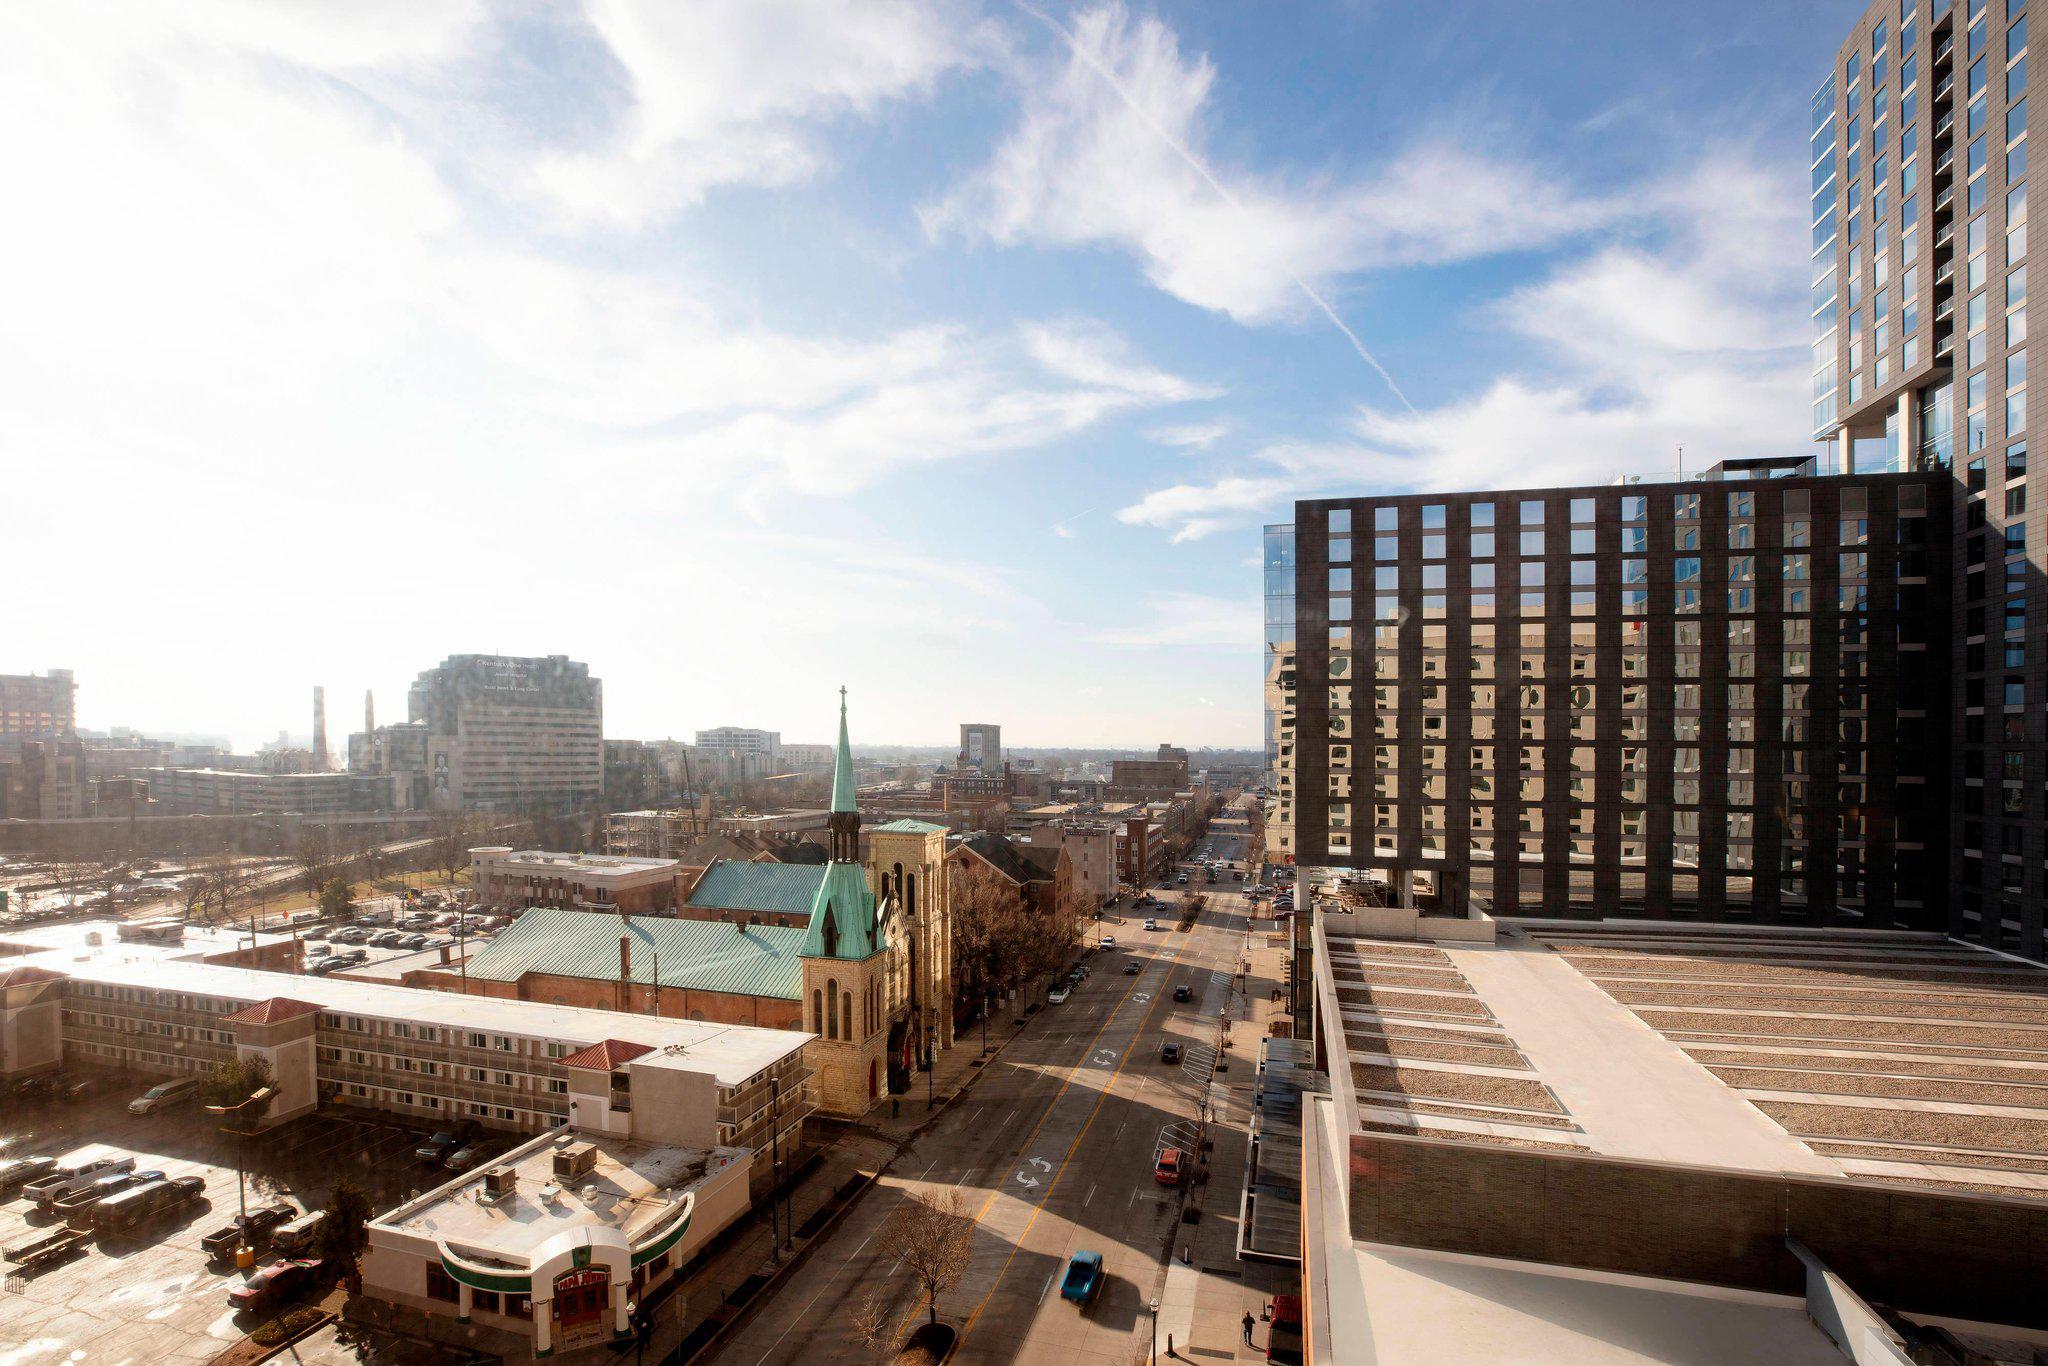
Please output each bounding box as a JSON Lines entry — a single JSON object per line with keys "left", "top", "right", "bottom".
{"left": 1084, "top": 1180, "right": 1097, "bottom": 1206}
{"left": 1040, "top": 1269, "right": 1057, "bottom": 1303}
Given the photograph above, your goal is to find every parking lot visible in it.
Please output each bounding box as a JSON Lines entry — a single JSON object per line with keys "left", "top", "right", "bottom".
{"left": 0, "top": 1069, "right": 516, "bottom": 1365}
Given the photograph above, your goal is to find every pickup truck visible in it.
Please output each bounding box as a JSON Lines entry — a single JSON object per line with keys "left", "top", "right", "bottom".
{"left": 26, "top": 1155, "right": 134, "bottom": 1209}
{"left": 228, "top": 1257, "right": 323, "bottom": 1313}
{"left": 54, "top": 1169, "right": 162, "bottom": 1220}
{"left": 89, "top": 1175, "right": 204, "bottom": 1233}
{"left": 1059, "top": 1250, "right": 1104, "bottom": 1304}
{"left": 202, "top": 1201, "right": 299, "bottom": 1261}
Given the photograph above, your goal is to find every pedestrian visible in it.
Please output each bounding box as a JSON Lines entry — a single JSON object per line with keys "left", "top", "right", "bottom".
{"left": 1242, "top": 1310, "right": 1256, "bottom": 1345}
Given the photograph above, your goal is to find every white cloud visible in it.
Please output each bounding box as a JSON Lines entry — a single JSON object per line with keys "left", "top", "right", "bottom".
{"left": 927, "top": 3, "right": 1613, "bottom": 325}
{"left": 0, "top": 0, "right": 1210, "bottom": 744}
{"left": 1093, "top": 592, "right": 1259, "bottom": 647}
{"left": 529, "top": 0, "right": 980, "bottom": 228}
{"left": 1146, "top": 419, "right": 1231, "bottom": 449}
{"left": 1114, "top": 152, "right": 1810, "bottom": 538}
{"left": 1116, "top": 474, "right": 1300, "bottom": 543}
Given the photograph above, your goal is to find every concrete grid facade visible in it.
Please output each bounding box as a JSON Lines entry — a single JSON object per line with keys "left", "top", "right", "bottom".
{"left": 1289, "top": 470, "right": 1950, "bottom": 927}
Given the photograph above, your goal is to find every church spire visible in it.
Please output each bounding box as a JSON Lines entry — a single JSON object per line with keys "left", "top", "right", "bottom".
{"left": 828, "top": 686, "right": 860, "bottom": 862}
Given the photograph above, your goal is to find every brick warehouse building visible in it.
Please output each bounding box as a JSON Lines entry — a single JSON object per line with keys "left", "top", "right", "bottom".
{"left": 1273, "top": 457, "right": 1953, "bottom": 929}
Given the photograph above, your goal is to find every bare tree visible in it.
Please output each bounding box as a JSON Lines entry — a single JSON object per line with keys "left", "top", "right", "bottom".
{"left": 951, "top": 861, "right": 1080, "bottom": 1051}
{"left": 876, "top": 1190, "right": 972, "bottom": 1327}
{"left": 849, "top": 1289, "right": 897, "bottom": 1363}
{"left": 293, "top": 825, "right": 337, "bottom": 900}
{"left": 430, "top": 811, "right": 478, "bottom": 886}
{"left": 202, "top": 857, "right": 258, "bottom": 927}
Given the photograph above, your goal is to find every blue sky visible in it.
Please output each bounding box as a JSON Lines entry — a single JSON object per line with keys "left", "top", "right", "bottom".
{"left": 0, "top": 1, "right": 1853, "bottom": 750}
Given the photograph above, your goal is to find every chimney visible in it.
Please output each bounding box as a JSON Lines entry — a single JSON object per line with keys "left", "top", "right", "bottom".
{"left": 311, "top": 687, "right": 329, "bottom": 770}
{"left": 618, "top": 934, "right": 631, "bottom": 1012}
{"left": 365, "top": 690, "right": 375, "bottom": 737}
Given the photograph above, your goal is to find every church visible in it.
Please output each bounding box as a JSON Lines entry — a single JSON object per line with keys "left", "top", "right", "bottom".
{"left": 432, "top": 690, "right": 953, "bottom": 1119}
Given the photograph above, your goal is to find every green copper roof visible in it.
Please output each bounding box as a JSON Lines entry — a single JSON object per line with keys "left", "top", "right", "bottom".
{"left": 685, "top": 861, "right": 829, "bottom": 916}
{"left": 801, "top": 861, "right": 879, "bottom": 960}
{"left": 873, "top": 818, "right": 946, "bottom": 834}
{"left": 463, "top": 907, "right": 804, "bottom": 1000}
{"left": 830, "top": 687, "right": 856, "bottom": 814}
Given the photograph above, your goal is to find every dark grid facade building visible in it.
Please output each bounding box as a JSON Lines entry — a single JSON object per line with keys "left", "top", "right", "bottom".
{"left": 1288, "top": 466, "right": 1951, "bottom": 928}
{"left": 1822, "top": 0, "right": 2048, "bottom": 957}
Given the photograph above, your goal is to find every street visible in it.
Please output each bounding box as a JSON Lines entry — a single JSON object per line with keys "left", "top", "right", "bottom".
{"left": 714, "top": 847, "right": 1272, "bottom": 1366}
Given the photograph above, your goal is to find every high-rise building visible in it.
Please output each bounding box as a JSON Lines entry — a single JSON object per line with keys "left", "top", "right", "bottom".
{"left": 1821, "top": 0, "right": 2040, "bottom": 956}
{"left": 1277, "top": 461, "right": 1950, "bottom": 928}
{"left": 957, "top": 722, "right": 1000, "bottom": 772}
{"left": 407, "top": 654, "right": 603, "bottom": 811}
{"left": 0, "top": 669, "right": 75, "bottom": 739}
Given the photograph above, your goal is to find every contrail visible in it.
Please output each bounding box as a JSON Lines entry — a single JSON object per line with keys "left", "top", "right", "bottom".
{"left": 1007, "top": 0, "right": 1418, "bottom": 415}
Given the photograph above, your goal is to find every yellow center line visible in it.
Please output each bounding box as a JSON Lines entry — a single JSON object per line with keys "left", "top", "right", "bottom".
{"left": 953, "top": 928, "right": 1213, "bottom": 1351}
{"left": 961, "top": 954, "right": 1156, "bottom": 1229}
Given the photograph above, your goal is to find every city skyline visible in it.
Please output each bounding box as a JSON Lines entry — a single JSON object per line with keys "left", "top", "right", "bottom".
{"left": 3, "top": 2, "right": 1855, "bottom": 748}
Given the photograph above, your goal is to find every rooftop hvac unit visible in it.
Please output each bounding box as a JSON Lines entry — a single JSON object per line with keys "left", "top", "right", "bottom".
{"left": 483, "top": 1167, "right": 517, "bottom": 1200}
{"left": 553, "top": 1143, "right": 598, "bottom": 1181}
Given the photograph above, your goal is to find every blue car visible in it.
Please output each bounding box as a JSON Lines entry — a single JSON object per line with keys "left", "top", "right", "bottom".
{"left": 1060, "top": 1250, "right": 1104, "bottom": 1304}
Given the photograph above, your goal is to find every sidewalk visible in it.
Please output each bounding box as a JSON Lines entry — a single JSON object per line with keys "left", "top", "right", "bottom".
{"left": 1156, "top": 896, "right": 1299, "bottom": 1364}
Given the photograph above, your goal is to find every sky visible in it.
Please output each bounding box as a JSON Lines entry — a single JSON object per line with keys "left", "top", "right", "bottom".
{"left": 0, "top": 0, "right": 1855, "bottom": 751}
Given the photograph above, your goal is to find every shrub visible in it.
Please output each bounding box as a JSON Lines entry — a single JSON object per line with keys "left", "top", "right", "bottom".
{"left": 250, "top": 1305, "right": 324, "bottom": 1347}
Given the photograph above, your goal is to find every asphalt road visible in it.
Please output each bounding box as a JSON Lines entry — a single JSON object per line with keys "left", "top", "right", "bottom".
{"left": 714, "top": 871, "right": 1259, "bottom": 1366}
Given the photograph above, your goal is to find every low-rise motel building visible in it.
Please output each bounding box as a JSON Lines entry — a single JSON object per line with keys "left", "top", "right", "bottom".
{"left": 0, "top": 917, "right": 811, "bottom": 1359}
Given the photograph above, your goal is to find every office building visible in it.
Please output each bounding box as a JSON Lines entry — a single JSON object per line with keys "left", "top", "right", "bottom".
{"left": 408, "top": 655, "right": 603, "bottom": 811}
{"left": 0, "top": 669, "right": 75, "bottom": 739}
{"left": 957, "top": 722, "right": 1001, "bottom": 772}
{"left": 1279, "top": 462, "right": 1949, "bottom": 928}
{"left": 692, "top": 727, "right": 779, "bottom": 762}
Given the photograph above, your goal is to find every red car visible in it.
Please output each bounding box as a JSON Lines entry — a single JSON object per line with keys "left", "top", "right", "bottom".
{"left": 227, "top": 1258, "right": 322, "bottom": 1312}
{"left": 1154, "top": 1147, "right": 1187, "bottom": 1186}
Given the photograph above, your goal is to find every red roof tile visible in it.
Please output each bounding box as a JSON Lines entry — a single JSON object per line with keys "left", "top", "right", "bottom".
{"left": 558, "top": 1038, "right": 654, "bottom": 1070}
{"left": 222, "top": 997, "right": 323, "bottom": 1026}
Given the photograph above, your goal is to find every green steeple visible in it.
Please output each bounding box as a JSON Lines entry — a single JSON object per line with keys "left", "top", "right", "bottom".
{"left": 831, "top": 685, "right": 856, "bottom": 814}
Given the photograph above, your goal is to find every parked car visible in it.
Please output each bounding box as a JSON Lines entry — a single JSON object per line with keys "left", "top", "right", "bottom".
{"left": 306, "top": 943, "right": 331, "bottom": 958}
{"left": 1154, "top": 1147, "right": 1187, "bottom": 1187}
{"left": 402, "top": 933, "right": 429, "bottom": 950}
{"left": 338, "top": 948, "right": 369, "bottom": 964}
{"left": 415, "top": 1122, "right": 481, "bottom": 1164}
{"left": 0, "top": 1156, "right": 58, "bottom": 1196}
{"left": 444, "top": 1144, "right": 488, "bottom": 1173}
{"left": 1173, "top": 984, "right": 1193, "bottom": 1002}
{"left": 373, "top": 931, "right": 406, "bottom": 948}
{"left": 1161, "top": 1042, "right": 1183, "bottom": 1064}
{"left": 307, "top": 958, "right": 345, "bottom": 976}
{"left": 1059, "top": 1250, "right": 1104, "bottom": 1304}
{"left": 202, "top": 1201, "right": 298, "bottom": 1260}
{"left": 1047, "top": 986, "right": 1071, "bottom": 1005}
{"left": 227, "top": 1257, "right": 323, "bottom": 1313}
{"left": 129, "top": 1078, "right": 200, "bottom": 1114}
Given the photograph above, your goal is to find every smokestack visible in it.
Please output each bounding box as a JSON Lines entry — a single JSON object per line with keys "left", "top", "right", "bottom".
{"left": 618, "top": 934, "right": 631, "bottom": 1011}
{"left": 312, "top": 687, "right": 328, "bottom": 771}
{"left": 365, "top": 690, "right": 375, "bottom": 737}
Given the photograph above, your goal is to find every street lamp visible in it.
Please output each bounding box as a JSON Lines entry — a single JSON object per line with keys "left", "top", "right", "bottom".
{"left": 204, "top": 1083, "right": 275, "bottom": 1264}
{"left": 1149, "top": 1296, "right": 1160, "bottom": 1365}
